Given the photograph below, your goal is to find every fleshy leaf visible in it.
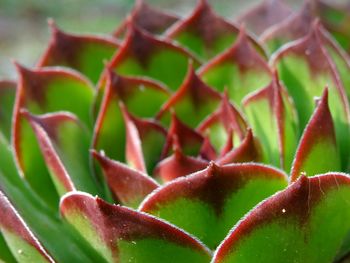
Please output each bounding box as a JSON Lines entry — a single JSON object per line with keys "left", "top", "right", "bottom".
{"left": 38, "top": 20, "right": 119, "bottom": 84}
{"left": 109, "top": 23, "right": 199, "bottom": 91}
{"left": 0, "top": 130, "right": 109, "bottom": 262}
{"left": 154, "top": 147, "right": 208, "bottom": 182}
{"left": 199, "top": 28, "right": 271, "bottom": 105}
{"left": 290, "top": 89, "right": 340, "bottom": 181}
{"left": 140, "top": 162, "right": 287, "bottom": 249}
{"left": 92, "top": 150, "right": 159, "bottom": 208}
{"left": 22, "top": 110, "right": 99, "bottom": 196}
{"left": 60, "top": 191, "right": 212, "bottom": 263}
{"left": 0, "top": 80, "right": 16, "bottom": 141}
{"left": 271, "top": 23, "right": 350, "bottom": 169}
{"left": 166, "top": 0, "right": 263, "bottom": 60}
{"left": 316, "top": 0, "right": 350, "bottom": 52}
{"left": 237, "top": 0, "right": 293, "bottom": 36}
{"left": 121, "top": 104, "right": 167, "bottom": 174}
{"left": 162, "top": 113, "right": 205, "bottom": 158}
{"left": 93, "top": 70, "right": 169, "bottom": 164}
{"left": 157, "top": 62, "right": 221, "bottom": 128}
{"left": 213, "top": 174, "right": 350, "bottom": 263}
{"left": 242, "top": 73, "right": 299, "bottom": 170}
{"left": 0, "top": 191, "right": 54, "bottom": 262}
{"left": 216, "top": 129, "right": 262, "bottom": 165}
{"left": 13, "top": 64, "right": 94, "bottom": 206}
{"left": 198, "top": 92, "right": 247, "bottom": 153}
{"left": 261, "top": 2, "right": 315, "bottom": 54}
{"left": 113, "top": 0, "right": 178, "bottom": 37}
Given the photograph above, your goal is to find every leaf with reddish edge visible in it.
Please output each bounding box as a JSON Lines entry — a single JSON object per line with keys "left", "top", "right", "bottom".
{"left": 242, "top": 72, "right": 299, "bottom": 170}
{"left": 157, "top": 62, "right": 221, "bottom": 128}
{"left": 22, "top": 110, "right": 100, "bottom": 196}
{"left": 37, "top": 20, "right": 119, "bottom": 84}
{"left": 154, "top": 147, "right": 208, "bottom": 183}
{"left": 199, "top": 27, "right": 271, "bottom": 105}
{"left": 261, "top": 1, "right": 315, "bottom": 54}
{"left": 236, "top": 0, "right": 293, "bottom": 36}
{"left": 216, "top": 129, "right": 262, "bottom": 165}
{"left": 113, "top": 0, "right": 178, "bottom": 38}
{"left": 91, "top": 150, "right": 159, "bottom": 208}
{"left": 271, "top": 22, "right": 350, "bottom": 170}
{"left": 140, "top": 162, "right": 287, "bottom": 249}
{"left": 290, "top": 89, "right": 340, "bottom": 181}
{"left": 60, "top": 191, "right": 212, "bottom": 263}
{"left": 121, "top": 104, "right": 167, "bottom": 174}
{"left": 213, "top": 174, "right": 350, "bottom": 263}
{"left": 108, "top": 23, "right": 200, "bottom": 91}
{"left": 165, "top": 0, "right": 264, "bottom": 61}
{"left": 198, "top": 91, "right": 247, "bottom": 154}
{"left": 0, "top": 191, "right": 55, "bottom": 263}
{"left": 0, "top": 133, "right": 107, "bottom": 263}
{"left": 12, "top": 64, "right": 94, "bottom": 207}
{"left": 93, "top": 70, "right": 169, "bottom": 164}
{"left": 0, "top": 80, "right": 16, "bottom": 142}
{"left": 162, "top": 113, "right": 206, "bottom": 158}
{"left": 316, "top": 0, "right": 350, "bottom": 52}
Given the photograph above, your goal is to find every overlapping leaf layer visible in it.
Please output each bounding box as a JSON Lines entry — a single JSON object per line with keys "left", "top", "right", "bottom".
{"left": 1, "top": 0, "right": 350, "bottom": 262}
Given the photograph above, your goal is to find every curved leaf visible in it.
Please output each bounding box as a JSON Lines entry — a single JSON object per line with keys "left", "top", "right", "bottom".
{"left": 213, "top": 174, "right": 350, "bottom": 263}
{"left": 38, "top": 20, "right": 119, "bottom": 84}
{"left": 60, "top": 191, "right": 212, "bottom": 263}
{"left": 0, "top": 80, "right": 16, "bottom": 142}
{"left": 92, "top": 150, "right": 159, "bottom": 208}
{"left": 291, "top": 89, "right": 340, "bottom": 181}
{"left": 140, "top": 162, "right": 287, "bottom": 249}
{"left": 199, "top": 28, "right": 271, "bottom": 105}
{"left": 109, "top": 23, "right": 199, "bottom": 91}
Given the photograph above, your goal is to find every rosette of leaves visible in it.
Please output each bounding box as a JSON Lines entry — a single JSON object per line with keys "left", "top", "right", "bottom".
{"left": 1, "top": 0, "right": 350, "bottom": 262}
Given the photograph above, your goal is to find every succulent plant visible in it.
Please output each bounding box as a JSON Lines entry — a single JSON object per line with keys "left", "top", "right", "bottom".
{"left": 2, "top": 0, "right": 350, "bottom": 262}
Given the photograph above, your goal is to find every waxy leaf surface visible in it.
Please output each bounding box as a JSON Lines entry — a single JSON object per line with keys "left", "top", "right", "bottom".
{"left": 291, "top": 89, "right": 340, "bottom": 181}
{"left": 0, "top": 191, "right": 54, "bottom": 263}
{"left": 199, "top": 29, "right": 271, "bottom": 105}
{"left": 242, "top": 74, "right": 298, "bottom": 170}
{"left": 38, "top": 21, "right": 119, "bottom": 84}
{"left": 92, "top": 150, "right": 159, "bottom": 208}
{"left": 61, "top": 192, "right": 211, "bottom": 263}
{"left": 109, "top": 24, "right": 199, "bottom": 91}
{"left": 140, "top": 163, "right": 287, "bottom": 249}
{"left": 113, "top": 0, "right": 178, "bottom": 37}
{"left": 213, "top": 174, "right": 350, "bottom": 263}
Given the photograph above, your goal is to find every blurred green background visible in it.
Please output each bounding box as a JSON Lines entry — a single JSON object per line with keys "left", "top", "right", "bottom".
{"left": 0, "top": 0, "right": 305, "bottom": 79}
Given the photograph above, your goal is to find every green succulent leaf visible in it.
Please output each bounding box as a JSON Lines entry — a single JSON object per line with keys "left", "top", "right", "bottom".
{"left": 13, "top": 65, "right": 94, "bottom": 207}
{"left": 140, "top": 162, "right": 288, "bottom": 249}
{"left": 242, "top": 73, "right": 299, "bottom": 170}
{"left": 198, "top": 92, "right": 247, "bottom": 154}
{"left": 0, "top": 191, "right": 54, "bottom": 263}
{"left": 166, "top": 0, "right": 263, "bottom": 61}
{"left": 213, "top": 174, "right": 350, "bottom": 263}
{"left": 109, "top": 24, "right": 199, "bottom": 91}
{"left": 93, "top": 70, "right": 169, "bottom": 164}
{"left": 154, "top": 148, "right": 208, "bottom": 182}
{"left": 199, "top": 28, "right": 271, "bottom": 105}
{"left": 157, "top": 63, "right": 221, "bottom": 128}
{"left": 271, "top": 23, "right": 350, "bottom": 170}
{"left": 237, "top": 0, "right": 292, "bottom": 36}
{"left": 60, "top": 191, "right": 212, "bottom": 263}
{"left": 0, "top": 231, "right": 16, "bottom": 263}
{"left": 113, "top": 0, "right": 178, "bottom": 37}
{"left": 0, "top": 80, "right": 16, "bottom": 142}
{"left": 92, "top": 150, "right": 159, "bottom": 208}
{"left": 22, "top": 110, "right": 99, "bottom": 196}
{"left": 38, "top": 20, "right": 119, "bottom": 84}
{"left": 290, "top": 89, "right": 341, "bottom": 181}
